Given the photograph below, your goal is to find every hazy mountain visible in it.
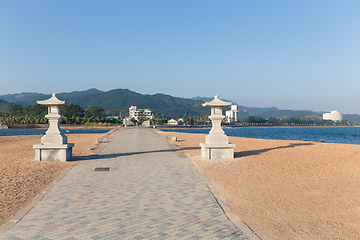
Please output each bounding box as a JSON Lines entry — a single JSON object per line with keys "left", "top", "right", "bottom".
{"left": 191, "top": 96, "right": 214, "bottom": 102}
{"left": 192, "top": 96, "right": 234, "bottom": 104}
{"left": 255, "top": 109, "right": 322, "bottom": 119}
{"left": 0, "top": 88, "right": 103, "bottom": 106}
{"left": 343, "top": 114, "right": 360, "bottom": 122}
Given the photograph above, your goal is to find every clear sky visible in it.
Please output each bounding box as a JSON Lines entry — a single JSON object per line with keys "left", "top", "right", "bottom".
{"left": 1, "top": 1, "right": 359, "bottom": 114}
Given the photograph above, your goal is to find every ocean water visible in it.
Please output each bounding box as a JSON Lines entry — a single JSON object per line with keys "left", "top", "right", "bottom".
{"left": 0, "top": 128, "right": 110, "bottom": 137}
{"left": 161, "top": 126, "right": 360, "bottom": 145}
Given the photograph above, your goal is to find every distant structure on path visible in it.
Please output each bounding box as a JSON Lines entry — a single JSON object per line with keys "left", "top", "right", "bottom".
{"left": 129, "top": 105, "right": 154, "bottom": 121}
{"left": 123, "top": 118, "right": 134, "bottom": 127}
{"left": 141, "top": 120, "right": 151, "bottom": 127}
{"left": 225, "top": 105, "right": 249, "bottom": 123}
{"left": 323, "top": 110, "right": 343, "bottom": 122}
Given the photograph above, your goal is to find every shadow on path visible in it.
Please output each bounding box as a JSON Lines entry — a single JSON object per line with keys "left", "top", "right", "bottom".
{"left": 235, "top": 142, "right": 314, "bottom": 158}
{"left": 72, "top": 142, "right": 314, "bottom": 161}
{"left": 70, "top": 147, "right": 201, "bottom": 161}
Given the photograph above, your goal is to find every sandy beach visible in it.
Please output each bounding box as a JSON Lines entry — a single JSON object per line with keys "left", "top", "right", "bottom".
{"left": 162, "top": 131, "right": 360, "bottom": 239}
{"left": 0, "top": 132, "right": 107, "bottom": 226}
{"left": 2, "top": 128, "right": 360, "bottom": 239}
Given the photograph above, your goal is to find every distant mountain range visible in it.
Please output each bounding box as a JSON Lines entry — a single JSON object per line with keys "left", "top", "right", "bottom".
{"left": 0, "top": 88, "right": 103, "bottom": 106}
{"left": 1, "top": 89, "right": 360, "bottom": 121}
{"left": 0, "top": 89, "right": 206, "bottom": 118}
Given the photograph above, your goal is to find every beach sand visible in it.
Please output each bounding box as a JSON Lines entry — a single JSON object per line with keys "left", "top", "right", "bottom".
{"left": 0, "top": 133, "right": 106, "bottom": 226}
{"left": 162, "top": 131, "right": 360, "bottom": 239}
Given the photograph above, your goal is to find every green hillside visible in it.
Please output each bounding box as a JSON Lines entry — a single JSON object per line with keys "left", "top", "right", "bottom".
{"left": 66, "top": 89, "right": 208, "bottom": 118}
{"left": 0, "top": 99, "right": 17, "bottom": 112}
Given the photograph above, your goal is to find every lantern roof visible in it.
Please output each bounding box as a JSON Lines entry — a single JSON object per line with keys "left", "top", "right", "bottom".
{"left": 202, "top": 95, "right": 232, "bottom": 107}
{"left": 37, "top": 93, "right": 66, "bottom": 106}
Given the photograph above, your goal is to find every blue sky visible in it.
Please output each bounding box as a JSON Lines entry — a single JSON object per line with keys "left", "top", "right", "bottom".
{"left": 1, "top": 1, "right": 359, "bottom": 114}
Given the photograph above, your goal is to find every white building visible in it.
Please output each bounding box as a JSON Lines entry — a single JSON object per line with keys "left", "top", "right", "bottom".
{"left": 167, "top": 119, "right": 179, "bottom": 125}
{"left": 129, "top": 105, "right": 154, "bottom": 121}
{"left": 323, "top": 110, "right": 343, "bottom": 122}
{"left": 225, "top": 105, "right": 249, "bottom": 123}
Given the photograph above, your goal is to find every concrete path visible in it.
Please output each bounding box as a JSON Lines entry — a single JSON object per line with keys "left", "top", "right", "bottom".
{"left": 1, "top": 127, "right": 253, "bottom": 239}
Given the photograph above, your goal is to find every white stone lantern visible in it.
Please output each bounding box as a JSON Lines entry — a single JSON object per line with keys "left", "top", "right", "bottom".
{"left": 200, "top": 95, "right": 235, "bottom": 159}
{"left": 33, "top": 93, "right": 74, "bottom": 162}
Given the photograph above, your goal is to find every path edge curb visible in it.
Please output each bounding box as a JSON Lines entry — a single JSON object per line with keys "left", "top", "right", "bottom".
{"left": 195, "top": 167, "right": 261, "bottom": 240}
{"left": 157, "top": 128, "right": 261, "bottom": 240}
{"left": 0, "top": 127, "right": 119, "bottom": 237}
{"left": 0, "top": 162, "right": 79, "bottom": 237}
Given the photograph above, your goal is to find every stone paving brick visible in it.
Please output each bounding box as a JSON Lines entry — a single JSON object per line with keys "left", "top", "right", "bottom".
{"left": 1, "top": 127, "right": 252, "bottom": 239}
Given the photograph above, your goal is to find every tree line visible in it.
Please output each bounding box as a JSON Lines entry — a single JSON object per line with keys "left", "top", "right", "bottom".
{"left": 0, "top": 104, "right": 122, "bottom": 125}
{"left": 151, "top": 114, "right": 352, "bottom": 126}
{"left": 1, "top": 103, "right": 354, "bottom": 127}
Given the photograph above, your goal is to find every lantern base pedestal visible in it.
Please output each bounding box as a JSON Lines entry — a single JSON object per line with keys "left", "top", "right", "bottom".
{"left": 33, "top": 143, "right": 74, "bottom": 162}
{"left": 200, "top": 143, "right": 235, "bottom": 159}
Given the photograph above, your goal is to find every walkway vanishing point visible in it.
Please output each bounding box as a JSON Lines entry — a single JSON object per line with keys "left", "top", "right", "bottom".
{"left": 0, "top": 127, "right": 260, "bottom": 240}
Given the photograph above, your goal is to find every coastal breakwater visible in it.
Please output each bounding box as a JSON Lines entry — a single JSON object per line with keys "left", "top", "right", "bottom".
{"left": 1, "top": 124, "right": 48, "bottom": 129}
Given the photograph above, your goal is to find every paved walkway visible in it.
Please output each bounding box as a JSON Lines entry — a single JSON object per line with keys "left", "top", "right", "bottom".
{"left": 1, "top": 127, "right": 253, "bottom": 239}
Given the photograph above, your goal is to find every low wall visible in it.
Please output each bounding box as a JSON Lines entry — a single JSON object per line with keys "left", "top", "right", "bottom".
{"left": 0, "top": 123, "right": 9, "bottom": 129}
{"left": 7, "top": 124, "right": 48, "bottom": 129}
{"left": 157, "top": 125, "right": 208, "bottom": 129}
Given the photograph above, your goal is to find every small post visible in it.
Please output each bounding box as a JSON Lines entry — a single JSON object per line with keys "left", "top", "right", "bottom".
{"left": 200, "top": 95, "right": 235, "bottom": 159}
{"left": 33, "top": 93, "right": 74, "bottom": 162}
